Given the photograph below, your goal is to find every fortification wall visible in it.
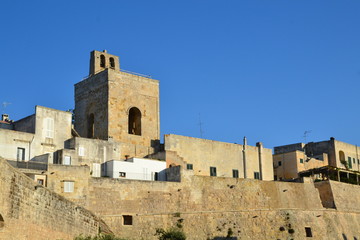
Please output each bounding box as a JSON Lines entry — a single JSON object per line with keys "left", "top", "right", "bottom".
{"left": 87, "top": 170, "right": 346, "bottom": 239}
{"left": 0, "top": 158, "right": 109, "bottom": 240}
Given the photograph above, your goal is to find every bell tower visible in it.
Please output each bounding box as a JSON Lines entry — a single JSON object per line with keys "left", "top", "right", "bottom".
{"left": 74, "top": 50, "right": 160, "bottom": 158}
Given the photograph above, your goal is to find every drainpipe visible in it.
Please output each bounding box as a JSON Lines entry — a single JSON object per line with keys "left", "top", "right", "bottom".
{"left": 256, "top": 142, "right": 263, "bottom": 180}
{"left": 243, "top": 137, "right": 247, "bottom": 179}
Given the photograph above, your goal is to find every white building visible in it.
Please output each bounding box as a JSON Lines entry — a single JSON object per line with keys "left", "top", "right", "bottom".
{"left": 102, "top": 158, "right": 166, "bottom": 181}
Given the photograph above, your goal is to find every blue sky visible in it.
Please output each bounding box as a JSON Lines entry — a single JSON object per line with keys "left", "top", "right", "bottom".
{"left": 1, "top": 1, "right": 360, "bottom": 149}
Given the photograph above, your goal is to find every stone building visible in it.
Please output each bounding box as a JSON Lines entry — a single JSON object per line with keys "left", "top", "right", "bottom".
{"left": 273, "top": 137, "right": 360, "bottom": 180}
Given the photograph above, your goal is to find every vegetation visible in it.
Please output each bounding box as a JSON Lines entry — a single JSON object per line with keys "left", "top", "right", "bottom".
{"left": 74, "top": 234, "right": 128, "bottom": 240}
{"left": 155, "top": 228, "right": 186, "bottom": 240}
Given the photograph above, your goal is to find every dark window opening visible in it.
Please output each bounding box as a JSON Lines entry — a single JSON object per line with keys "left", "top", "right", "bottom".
{"left": 100, "top": 54, "right": 105, "bottom": 68}
{"left": 278, "top": 161, "right": 282, "bottom": 166}
{"left": 37, "top": 179, "right": 44, "bottom": 185}
{"left": 119, "top": 172, "right": 126, "bottom": 178}
{"left": 123, "top": 215, "right": 133, "bottom": 225}
{"left": 154, "top": 172, "right": 159, "bottom": 181}
{"left": 87, "top": 113, "right": 94, "bottom": 138}
{"left": 232, "top": 169, "right": 239, "bottom": 178}
{"left": 110, "top": 57, "right": 115, "bottom": 69}
{"left": 305, "top": 227, "right": 312, "bottom": 237}
{"left": 300, "top": 158, "right": 304, "bottom": 163}
{"left": 128, "top": 107, "right": 141, "bottom": 136}
{"left": 254, "top": 172, "right": 260, "bottom": 179}
{"left": 0, "top": 214, "right": 4, "bottom": 229}
{"left": 210, "top": 167, "right": 217, "bottom": 176}
{"left": 17, "top": 147, "right": 25, "bottom": 161}
{"left": 348, "top": 157, "right": 353, "bottom": 169}
{"left": 186, "top": 164, "right": 193, "bottom": 170}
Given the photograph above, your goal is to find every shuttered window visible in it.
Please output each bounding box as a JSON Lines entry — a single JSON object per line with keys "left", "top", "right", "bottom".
{"left": 44, "top": 118, "right": 54, "bottom": 138}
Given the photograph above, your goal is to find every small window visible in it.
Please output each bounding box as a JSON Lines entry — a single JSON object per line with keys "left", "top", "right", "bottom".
{"left": 17, "top": 147, "right": 25, "bottom": 161}
{"left": 300, "top": 158, "right": 304, "bottom": 163}
{"left": 110, "top": 57, "right": 115, "bottom": 68}
{"left": 305, "top": 227, "right": 312, "bottom": 237}
{"left": 63, "top": 156, "right": 71, "bottom": 165}
{"left": 353, "top": 158, "right": 356, "bottom": 164}
{"left": 210, "top": 167, "right": 217, "bottom": 176}
{"left": 100, "top": 54, "right": 105, "bottom": 68}
{"left": 232, "top": 169, "right": 239, "bottom": 178}
{"left": 186, "top": 164, "right": 193, "bottom": 170}
{"left": 358, "top": 159, "right": 360, "bottom": 164}
{"left": 63, "top": 181, "right": 74, "bottom": 193}
{"left": 154, "top": 172, "right": 159, "bottom": 181}
{"left": 123, "top": 215, "right": 133, "bottom": 225}
{"left": 119, "top": 172, "right": 126, "bottom": 177}
{"left": 254, "top": 172, "right": 260, "bottom": 179}
{"left": 37, "top": 179, "right": 44, "bottom": 185}
{"left": 278, "top": 161, "right": 282, "bottom": 166}
{"left": 78, "top": 147, "right": 85, "bottom": 157}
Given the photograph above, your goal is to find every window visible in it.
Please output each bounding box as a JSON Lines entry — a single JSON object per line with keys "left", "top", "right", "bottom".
{"left": 358, "top": 159, "right": 360, "bottom": 164}
{"left": 186, "top": 164, "right": 193, "bottom": 170}
{"left": 254, "top": 172, "right": 260, "bottom": 180}
{"left": 353, "top": 158, "right": 356, "bottom": 164}
{"left": 78, "top": 147, "right": 85, "bottom": 157}
{"left": 278, "top": 161, "right": 282, "bottom": 166}
{"left": 0, "top": 214, "right": 4, "bottom": 229}
{"left": 128, "top": 107, "right": 141, "bottom": 136}
{"left": 119, "top": 172, "right": 126, "bottom": 177}
{"left": 17, "top": 147, "right": 25, "bottom": 161}
{"left": 100, "top": 54, "right": 105, "bottom": 68}
{"left": 87, "top": 113, "right": 94, "bottom": 138}
{"left": 123, "top": 215, "right": 133, "bottom": 225}
{"left": 63, "top": 181, "right": 74, "bottom": 193}
{"left": 154, "top": 172, "right": 159, "bottom": 181}
{"left": 63, "top": 156, "right": 71, "bottom": 165}
{"left": 305, "top": 227, "right": 312, "bottom": 237}
{"left": 210, "top": 167, "right": 217, "bottom": 176}
{"left": 44, "top": 117, "right": 54, "bottom": 138}
{"left": 110, "top": 57, "right": 115, "bottom": 68}
{"left": 37, "top": 179, "right": 44, "bottom": 185}
{"left": 300, "top": 158, "right": 304, "bottom": 163}
{"left": 348, "top": 157, "right": 353, "bottom": 169}
{"left": 232, "top": 169, "right": 239, "bottom": 178}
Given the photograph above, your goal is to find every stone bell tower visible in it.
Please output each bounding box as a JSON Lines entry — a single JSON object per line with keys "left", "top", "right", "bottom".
{"left": 74, "top": 50, "right": 160, "bottom": 158}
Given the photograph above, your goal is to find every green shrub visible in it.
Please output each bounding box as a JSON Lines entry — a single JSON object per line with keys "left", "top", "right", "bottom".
{"left": 155, "top": 227, "right": 186, "bottom": 240}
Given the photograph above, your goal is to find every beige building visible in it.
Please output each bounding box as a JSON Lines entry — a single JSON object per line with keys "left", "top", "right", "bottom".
{"left": 273, "top": 137, "right": 360, "bottom": 180}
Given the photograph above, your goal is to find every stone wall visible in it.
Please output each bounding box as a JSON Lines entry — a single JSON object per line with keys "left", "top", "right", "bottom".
{"left": 0, "top": 158, "right": 109, "bottom": 240}
{"left": 85, "top": 170, "right": 326, "bottom": 239}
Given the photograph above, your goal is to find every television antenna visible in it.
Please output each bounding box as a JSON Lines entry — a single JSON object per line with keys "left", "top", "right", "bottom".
{"left": 198, "top": 113, "right": 204, "bottom": 138}
{"left": 303, "top": 130, "right": 312, "bottom": 143}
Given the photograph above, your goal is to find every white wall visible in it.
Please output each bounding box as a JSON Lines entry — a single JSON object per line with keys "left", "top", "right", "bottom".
{"left": 103, "top": 158, "right": 166, "bottom": 181}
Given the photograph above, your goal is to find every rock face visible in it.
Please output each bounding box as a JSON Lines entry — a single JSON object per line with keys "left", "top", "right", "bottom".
{"left": 0, "top": 158, "right": 110, "bottom": 240}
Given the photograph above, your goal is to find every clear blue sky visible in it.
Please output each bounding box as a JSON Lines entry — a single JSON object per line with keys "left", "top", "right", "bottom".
{"left": 1, "top": 1, "right": 360, "bottom": 149}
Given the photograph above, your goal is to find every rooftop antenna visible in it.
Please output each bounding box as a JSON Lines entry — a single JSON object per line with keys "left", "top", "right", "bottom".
{"left": 303, "top": 130, "right": 312, "bottom": 143}
{"left": 2, "top": 102, "right": 11, "bottom": 113}
{"left": 198, "top": 113, "right": 204, "bottom": 138}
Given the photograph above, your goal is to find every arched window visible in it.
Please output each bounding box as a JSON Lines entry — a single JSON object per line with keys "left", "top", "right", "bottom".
{"left": 128, "top": 107, "right": 141, "bottom": 136}
{"left": 100, "top": 55, "right": 105, "bottom": 68}
{"left": 0, "top": 214, "right": 4, "bottom": 229}
{"left": 110, "top": 57, "right": 115, "bottom": 69}
{"left": 88, "top": 113, "right": 94, "bottom": 138}
{"left": 339, "top": 151, "right": 345, "bottom": 162}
